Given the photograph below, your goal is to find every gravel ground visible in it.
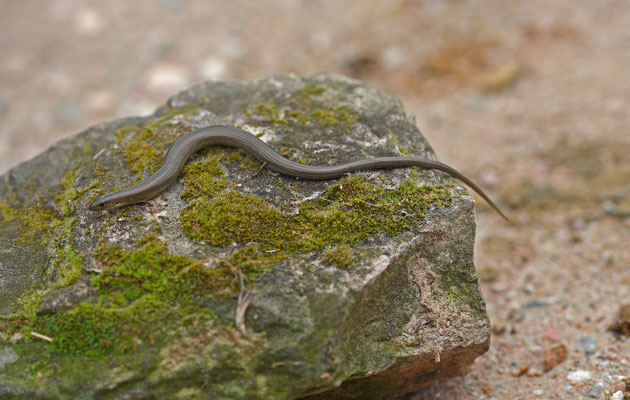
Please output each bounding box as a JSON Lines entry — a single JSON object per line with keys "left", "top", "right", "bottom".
{"left": 1, "top": 1, "right": 629, "bottom": 399}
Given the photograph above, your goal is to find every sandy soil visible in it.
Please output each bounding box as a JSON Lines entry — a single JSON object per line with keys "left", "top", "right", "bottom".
{"left": 1, "top": 1, "right": 629, "bottom": 399}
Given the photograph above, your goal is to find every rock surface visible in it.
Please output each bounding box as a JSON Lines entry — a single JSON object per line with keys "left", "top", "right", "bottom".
{"left": 0, "top": 74, "right": 489, "bottom": 399}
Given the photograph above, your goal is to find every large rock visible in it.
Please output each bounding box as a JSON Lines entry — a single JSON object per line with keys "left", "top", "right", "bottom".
{"left": 0, "top": 74, "right": 489, "bottom": 399}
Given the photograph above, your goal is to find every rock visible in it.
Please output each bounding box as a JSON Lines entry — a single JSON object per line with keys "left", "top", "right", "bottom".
{"left": 543, "top": 344, "right": 568, "bottom": 371}
{"left": 609, "top": 304, "right": 630, "bottom": 336}
{"left": 585, "top": 382, "right": 604, "bottom": 398}
{"left": 568, "top": 370, "right": 593, "bottom": 383}
{"left": 579, "top": 336, "right": 597, "bottom": 355}
{"left": 0, "top": 74, "right": 488, "bottom": 399}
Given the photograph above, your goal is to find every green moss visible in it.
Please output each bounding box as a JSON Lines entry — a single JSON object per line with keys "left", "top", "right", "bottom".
{"left": 324, "top": 246, "right": 354, "bottom": 268}
{"left": 114, "top": 105, "right": 201, "bottom": 180}
{"left": 92, "top": 236, "right": 201, "bottom": 301}
{"left": 0, "top": 202, "right": 57, "bottom": 244}
{"left": 33, "top": 295, "right": 183, "bottom": 358}
{"left": 19, "top": 235, "right": 236, "bottom": 358}
{"left": 180, "top": 158, "right": 230, "bottom": 200}
{"left": 244, "top": 84, "right": 358, "bottom": 134}
{"left": 180, "top": 175, "right": 453, "bottom": 253}
{"left": 55, "top": 170, "right": 100, "bottom": 217}
{"left": 52, "top": 245, "right": 83, "bottom": 289}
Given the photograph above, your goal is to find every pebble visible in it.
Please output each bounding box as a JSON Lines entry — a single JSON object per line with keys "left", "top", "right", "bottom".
{"left": 380, "top": 46, "right": 406, "bottom": 69}
{"left": 0, "top": 346, "right": 19, "bottom": 370}
{"left": 521, "top": 300, "right": 548, "bottom": 310}
{"left": 200, "top": 57, "right": 227, "bottom": 80}
{"left": 543, "top": 326, "right": 563, "bottom": 342}
{"left": 585, "top": 382, "right": 604, "bottom": 398}
{"left": 579, "top": 336, "right": 597, "bottom": 355}
{"left": 74, "top": 8, "right": 105, "bottom": 35}
{"left": 598, "top": 360, "right": 611, "bottom": 369}
{"left": 567, "top": 370, "right": 592, "bottom": 383}
{"left": 480, "top": 61, "right": 523, "bottom": 92}
{"left": 610, "top": 391, "right": 624, "bottom": 400}
{"left": 602, "top": 200, "right": 616, "bottom": 215}
{"left": 532, "top": 389, "right": 543, "bottom": 396}
{"left": 146, "top": 64, "right": 189, "bottom": 91}
{"left": 543, "top": 344, "right": 568, "bottom": 371}
{"left": 85, "top": 90, "right": 115, "bottom": 114}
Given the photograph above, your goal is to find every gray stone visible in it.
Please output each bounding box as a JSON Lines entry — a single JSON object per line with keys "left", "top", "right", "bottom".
{"left": 578, "top": 336, "right": 597, "bottom": 355}
{"left": 0, "top": 74, "right": 489, "bottom": 399}
{"left": 585, "top": 382, "right": 604, "bottom": 398}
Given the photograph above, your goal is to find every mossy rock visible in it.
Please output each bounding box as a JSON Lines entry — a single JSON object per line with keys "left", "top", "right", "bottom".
{"left": 0, "top": 74, "right": 489, "bottom": 399}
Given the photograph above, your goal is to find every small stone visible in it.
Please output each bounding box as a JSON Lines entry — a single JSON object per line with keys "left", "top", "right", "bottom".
{"left": 479, "top": 266, "right": 500, "bottom": 282}
{"left": 74, "top": 8, "right": 105, "bottom": 35}
{"left": 490, "top": 281, "right": 510, "bottom": 293}
{"left": 585, "top": 382, "right": 604, "bottom": 398}
{"left": 85, "top": 90, "right": 115, "bottom": 114}
{"left": 598, "top": 360, "right": 611, "bottom": 369}
{"left": 602, "top": 200, "right": 617, "bottom": 216}
{"left": 146, "top": 64, "right": 189, "bottom": 91}
{"left": 579, "top": 336, "right": 597, "bottom": 355}
{"left": 492, "top": 320, "right": 507, "bottom": 335}
{"left": 513, "top": 364, "right": 530, "bottom": 377}
{"left": 380, "top": 46, "right": 406, "bottom": 69}
{"left": 609, "top": 304, "right": 630, "bottom": 336}
{"left": 199, "top": 57, "right": 227, "bottom": 80}
{"left": 0, "top": 346, "right": 19, "bottom": 370}
{"left": 480, "top": 61, "right": 523, "bottom": 92}
{"left": 568, "top": 370, "right": 593, "bottom": 383}
{"left": 610, "top": 391, "right": 624, "bottom": 400}
{"left": 532, "top": 389, "right": 543, "bottom": 396}
{"left": 543, "top": 326, "right": 563, "bottom": 342}
{"left": 544, "top": 344, "right": 568, "bottom": 371}
{"left": 522, "top": 300, "right": 548, "bottom": 310}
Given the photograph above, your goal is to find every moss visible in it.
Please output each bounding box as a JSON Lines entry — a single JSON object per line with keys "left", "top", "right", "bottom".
{"left": 51, "top": 245, "right": 83, "bottom": 289}
{"left": 114, "top": 105, "right": 201, "bottom": 181}
{"left": 243, "top": 84, "right": 358, "bottom": 134}
{"left": 181, "top": 174, "right": 454, "bottom": 253}
{"left": 92, "top": 236, "right": 204, "bottom": 302}
{"left": 324, "top": 246, "right": 354, "bottom": 268}
{"left": 32, "top": 295, "right": 187, "bottom": 358}
{"left": 0, "top": 202, "right": 57, "bottom": 244}
{"left": 180, "top": 158, "right": 230, "bottom": 200}
{"left": 17, "top": 235, "right": 232, "bottom": 358}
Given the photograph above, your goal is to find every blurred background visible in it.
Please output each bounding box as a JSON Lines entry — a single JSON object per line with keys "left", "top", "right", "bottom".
{"left": 2, "top": 1, "right": 629, "bottom": 398}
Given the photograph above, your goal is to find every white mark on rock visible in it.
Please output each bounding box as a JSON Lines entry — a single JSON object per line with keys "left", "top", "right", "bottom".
{"left": 363, "top": 255, "right": 390, "bottom": 285}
